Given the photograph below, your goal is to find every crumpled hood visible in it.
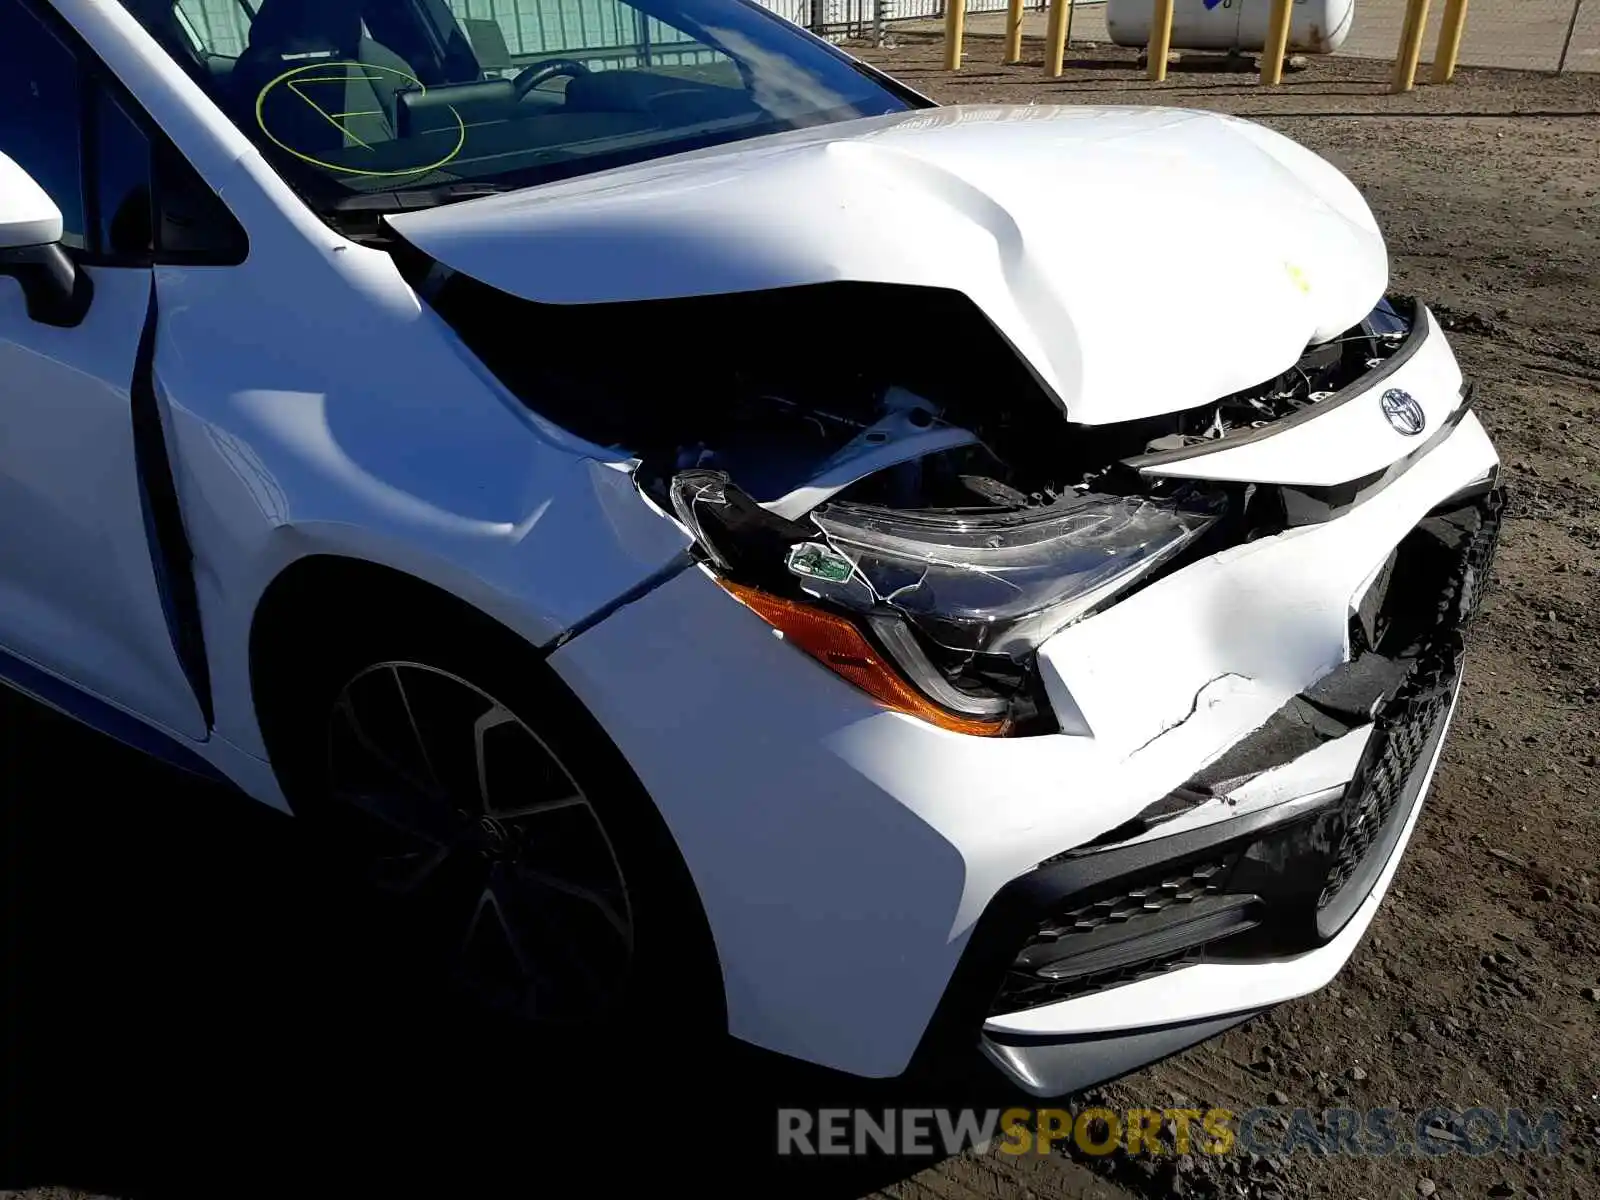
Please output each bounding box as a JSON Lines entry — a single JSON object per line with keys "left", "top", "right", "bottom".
{"left": 389, "top": 105, "right": 1388, "bottom": 425}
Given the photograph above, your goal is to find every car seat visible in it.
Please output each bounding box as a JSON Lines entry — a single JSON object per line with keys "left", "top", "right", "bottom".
{"left": 229, "top": 0, "right": 416, "bottom": 163}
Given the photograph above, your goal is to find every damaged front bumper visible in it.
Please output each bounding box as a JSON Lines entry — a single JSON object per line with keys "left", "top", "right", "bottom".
{"left": 971, "top": 679, "right": 1452, "bottom": 1095}
{"left": 545, "top": 312, "right": 1502, "bottom": 1086}
{"left": 922, "top": 490, "right": 1502, "bottom": 1096}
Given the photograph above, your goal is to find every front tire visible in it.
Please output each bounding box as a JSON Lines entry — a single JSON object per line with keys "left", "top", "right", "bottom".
{"left": 264, "top": 600, "right": 722, "bottom": 1033}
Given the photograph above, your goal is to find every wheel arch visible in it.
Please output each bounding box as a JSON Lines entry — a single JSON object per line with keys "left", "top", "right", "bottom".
{"left": 249, "top": 555, "right": 518, "bottom": 769}
{"left": 247, "top": 552, "right": 728, "bottom": 1030}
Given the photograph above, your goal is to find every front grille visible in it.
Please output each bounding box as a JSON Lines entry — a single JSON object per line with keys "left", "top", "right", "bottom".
{"left": 1032, "top": 859, "right": 1232, "bottom": 936}
{"left": 1317, "top": 639, "right": 1459, "bottom": 907}
{"left": 1440, "top": 487, "right": 1504, "bottom": 627}
{"left": 1318, "top": 489, "right": 1502, "bottom": 910}
{"left": 990, "top": 855, "right": 1253, "bottom": 1013}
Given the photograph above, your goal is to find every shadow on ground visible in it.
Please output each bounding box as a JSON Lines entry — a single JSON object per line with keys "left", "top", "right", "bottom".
{"left": 0, "top": 692, "right": 985, "bottom": 1199}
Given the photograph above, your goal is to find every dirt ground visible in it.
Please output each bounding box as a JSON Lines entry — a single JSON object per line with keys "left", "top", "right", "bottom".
{"left": 2, "top": 39, "right": 1598, "bottom": 1200}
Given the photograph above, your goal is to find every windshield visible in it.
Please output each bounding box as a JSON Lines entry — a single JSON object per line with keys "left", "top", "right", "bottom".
{"left": 115, "top": 0, "right": 916, "bottom": 210}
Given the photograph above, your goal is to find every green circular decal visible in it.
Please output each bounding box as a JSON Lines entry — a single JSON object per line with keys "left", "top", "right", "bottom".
{"left": 255, "top": 61, "right": 465, "bottom": 178}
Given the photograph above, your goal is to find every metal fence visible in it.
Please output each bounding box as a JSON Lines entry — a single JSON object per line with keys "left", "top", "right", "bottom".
{"left": 173, "top": 0, "right": 1599, "bottom": 74}
{"left": 777, "top": 0, "right": 1026, "bottom": 32}
{"left": 444, "top": 0, "right": 725, "bottom": 69}
{"left": 707, "top": 0, "right": 1041, "bottom": 40}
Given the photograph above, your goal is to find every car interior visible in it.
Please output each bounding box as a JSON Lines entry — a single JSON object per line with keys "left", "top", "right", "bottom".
{"left": 125, "top": 0, "right": 763, "bottom": 185}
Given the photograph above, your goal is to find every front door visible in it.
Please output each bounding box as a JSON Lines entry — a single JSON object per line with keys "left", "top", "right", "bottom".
{"left": 0, "top": 0, "right": 207, "bottom": 739}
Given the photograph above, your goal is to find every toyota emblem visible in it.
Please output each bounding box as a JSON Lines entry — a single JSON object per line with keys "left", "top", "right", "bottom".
{"left": 1380, "top": 388, "right": 1426, "bottom": 436}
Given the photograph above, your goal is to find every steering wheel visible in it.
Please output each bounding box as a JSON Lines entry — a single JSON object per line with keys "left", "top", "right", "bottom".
{"left": 512, "top": 57, "right": 591, "bottom": 100}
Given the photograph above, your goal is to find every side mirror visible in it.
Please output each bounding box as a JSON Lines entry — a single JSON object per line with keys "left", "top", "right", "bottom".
{"left": 0, "top": 152, "right": 92, "bottom": 327}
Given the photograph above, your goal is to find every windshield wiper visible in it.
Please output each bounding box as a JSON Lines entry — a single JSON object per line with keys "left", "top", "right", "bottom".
{"left": 330, "top": 182, "right": 514, "bottom": 214}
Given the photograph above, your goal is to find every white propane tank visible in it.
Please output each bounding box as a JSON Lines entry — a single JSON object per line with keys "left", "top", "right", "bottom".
{"left": 1106, "top": 0, "right": 1355, "bottom": 54}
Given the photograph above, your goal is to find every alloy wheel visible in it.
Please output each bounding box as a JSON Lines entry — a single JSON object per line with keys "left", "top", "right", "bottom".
{"left": 325, "top": 662, "right": 634, "bottom": 1020}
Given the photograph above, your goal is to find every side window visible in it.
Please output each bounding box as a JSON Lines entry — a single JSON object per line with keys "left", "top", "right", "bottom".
{"left": 93, "top": 87, "right": 155, "bottom": 259}
{"left": 89, "top": 85, "right": 247, "bottom": 265}
{"left": 152, "top": 139, "right": 249, "bottom": 263}
{"left": 0, "top": 1, "right": 245, "bottom": 266}
{"left": 0, "top": 0, "right": 88, "bottom": 249}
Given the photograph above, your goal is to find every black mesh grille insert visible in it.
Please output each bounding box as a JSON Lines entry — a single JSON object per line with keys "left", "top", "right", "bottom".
{"left": 1317, "top": 641, "right": 1459, "bottom": 908}
{"left": 1319, "top": 489, "right": 1502, "bottom": 910}
{"left": 990, "top": 855, "right": 1251, "bottom": 1013}
{"left": 1440, "top": 487, "right": 1504, "bottom": 628}
{"left": 1036, "top": 859, "right": 1231, "bottom": 936}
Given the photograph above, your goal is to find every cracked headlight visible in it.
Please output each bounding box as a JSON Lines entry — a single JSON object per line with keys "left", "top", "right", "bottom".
{"left": 802, "top": 490, "right": 1225, "bottom": 657}
{"left": 674, "top": 469, "right": 1223, "bottom": 735}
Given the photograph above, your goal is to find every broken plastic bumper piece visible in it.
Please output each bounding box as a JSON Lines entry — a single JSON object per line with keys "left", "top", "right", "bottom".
{"left": 912, "top": 490, "right": 1502, "bottom": 1092}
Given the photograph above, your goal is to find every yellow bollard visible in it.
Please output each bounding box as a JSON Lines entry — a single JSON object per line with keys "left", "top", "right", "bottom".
{"left": 1390, "top": 0, "right": 1432, "bottom": 93}
{"left": 1147, "top": 0, "right": 1175, "bottom": 82}
{"left": 1152, "top": 0, "right": 1177, "bottom": 80}
{"left": 944, "top": 0, "right": 966, "bottom": 71}
{"left": 1260, "top": 0, "right": 1294, "bottom": 85}
{"left": 1005, "top": 0, "right": 1026, "bottom": 64}
{"left": 1044, "top": 0, "right": 1069, "bottom": 76}
{"left": 1430, "top": 0, "right": 1470, "bottom": 84}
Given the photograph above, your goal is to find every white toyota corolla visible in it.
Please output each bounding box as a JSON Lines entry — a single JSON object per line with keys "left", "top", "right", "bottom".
{"left": 0, "top": 0, "right": 1501, "bottom": 1096}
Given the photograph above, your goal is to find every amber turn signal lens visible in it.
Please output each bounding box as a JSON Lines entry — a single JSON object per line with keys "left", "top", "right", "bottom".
{"left": 716, "top": 579, "right": 1008, "bottom": 737}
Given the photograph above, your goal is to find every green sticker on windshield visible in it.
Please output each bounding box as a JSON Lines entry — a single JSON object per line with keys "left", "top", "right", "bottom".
{"left": 256, "top": 62, "right": 464, "bottom": 178}
{"left": 787, "top": 542, "right": 854, "bottom": 584}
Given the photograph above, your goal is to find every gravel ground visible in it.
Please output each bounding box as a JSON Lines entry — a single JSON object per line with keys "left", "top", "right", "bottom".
{"left": 4, "top": 42, "right": 1598, "bottom": 1200}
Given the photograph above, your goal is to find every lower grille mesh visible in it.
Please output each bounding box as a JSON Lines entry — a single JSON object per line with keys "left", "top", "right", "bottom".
{"left": 1317, "top": 642, "right": 1458, "bottom": 907}
{"left": 1443, "top": 488, "right": 1504, "bottom": 627}
{"left": 1033, "top": 860, "right": 1232, "bottom": 938}
{"left": 1319, "top": 490, "right": 1502, "bottom": 909}
{"left": 991, "top": 857, "right": 1240, "bottom": 1013}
